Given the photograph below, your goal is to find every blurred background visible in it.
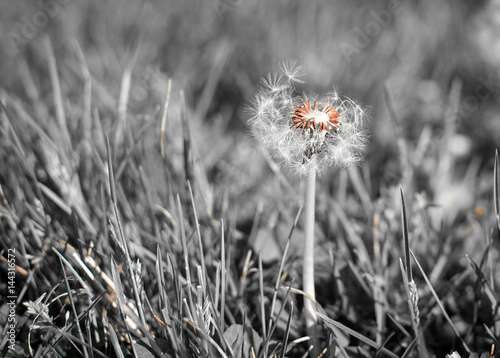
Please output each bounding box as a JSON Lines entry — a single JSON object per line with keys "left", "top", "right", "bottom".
{"left": 1, "top": 0, "right": 500, "bottom": 355}
{"left": 1, "top": 0, "right": 498, "bottom": 184}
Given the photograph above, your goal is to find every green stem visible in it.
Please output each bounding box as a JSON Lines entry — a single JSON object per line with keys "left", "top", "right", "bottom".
{"left": 303, "top": 156, "right": 320, "bottom": 355}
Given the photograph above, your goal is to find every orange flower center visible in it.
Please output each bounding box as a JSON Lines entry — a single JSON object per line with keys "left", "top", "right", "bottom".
{"left": 291, "top": 99, "right": 341, "bottom": 133}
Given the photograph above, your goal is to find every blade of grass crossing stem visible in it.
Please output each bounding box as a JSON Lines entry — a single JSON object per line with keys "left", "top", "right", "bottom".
{"left": 316, "top": 311, "right": 399, "bottom": 358}
{"left": 400, "top": 334, "right": 421, "bottom": 358}
{"left": 59, "top": 258, "right": 89, "bottom": 358}
{"left": 105, "top": 133, "right": 147, "bottom": 329}
{"left": 411, "top": 250, "right": 471, "bottom": 353}
{"left": 373, "top": 332, "right": 395, "bottom": 358}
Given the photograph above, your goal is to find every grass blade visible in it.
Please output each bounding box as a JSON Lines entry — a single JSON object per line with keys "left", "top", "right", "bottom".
{"left": 411, "top": 250, "right": 471, "bottom": 353}
{"left": 316, "top": 311, "right": 399, "bottom": 358}
{"left": 400, "top": 187, "right": 412, "bottom": 282}
{"left": 494, "top": 149, "right": 500, "bottom": 240}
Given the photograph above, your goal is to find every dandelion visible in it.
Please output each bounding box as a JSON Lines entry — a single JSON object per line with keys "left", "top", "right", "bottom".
{"left": 248, "top": 61, "right": 367, "bottom": 176}
{"left": 247, "top": 61, "right": 368, "bottom": 355}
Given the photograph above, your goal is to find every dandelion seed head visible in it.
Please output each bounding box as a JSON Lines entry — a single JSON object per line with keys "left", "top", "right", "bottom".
{"left": 247, "top": 62, "right": 368, "bottom": 176}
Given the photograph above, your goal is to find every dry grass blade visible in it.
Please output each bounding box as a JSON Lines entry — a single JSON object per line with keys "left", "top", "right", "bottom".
{"left": 411, "top": 250, "right": 471, "bottom": 353}
{"left": 316, "top": 311, "right": 399, "bottom": 358}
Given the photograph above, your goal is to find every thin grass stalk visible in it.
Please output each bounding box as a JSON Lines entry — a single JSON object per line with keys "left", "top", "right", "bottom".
{"left": 188, "top": 180, "right": 207, "bottom": 295}
{"left": 400, "top": 187, "right": 412, "bottom": 284}
{"left": 160, "top": 79, "right": 173, "bottom": 157}
{"left": 279, "top": 301, "right": 294, "bottom": 358}
{"left": 220, "top": 219, "right": 226, "bottom": 332}
{"left": 177, "top": 194, "right": 195, "bottom": 318}
{"left": 59, "top": 258, "right": 90, "bottom": 358}
{"left": 412, "top": 250, "right": 471, "bottom": 353}
{"left": 316, "top": 311, "right": 399, "bottom": 358}
{"left": 494, "top": 149, "right": 500, "bottom": 240}
{"left": 303, "top": 156, "right": 319, "bottom": 356}
{"left": 104, "top": 134, "right": 147, "bottom": 329}
{"left": 258, "top": 253, "right": 266, "bottom": 356}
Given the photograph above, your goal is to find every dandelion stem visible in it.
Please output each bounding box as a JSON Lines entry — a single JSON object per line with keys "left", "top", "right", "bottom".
{"left": 303, "top": 156, "right": 320, "bottom": 355}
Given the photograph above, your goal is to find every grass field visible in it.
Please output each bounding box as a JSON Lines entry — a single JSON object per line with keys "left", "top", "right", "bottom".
{"left": 1, "top": 0, "right": 500, "bottom": 357}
